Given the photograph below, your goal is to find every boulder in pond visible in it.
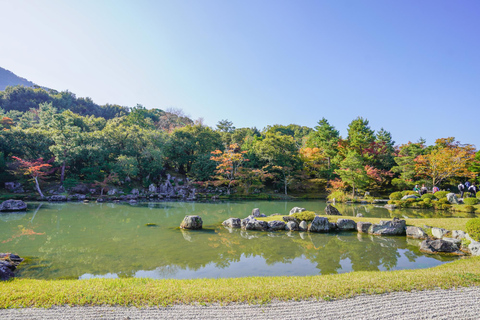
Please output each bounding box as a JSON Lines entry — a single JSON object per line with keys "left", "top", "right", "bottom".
{"left": 298, "top": 221, "right": 308, "bottom": 231}
{"left": 384, "top": 204, "right": 397, "bottom": 210}
{"left": 180, "top": 215, "right": 203, "bottom": 230}
{"left": 325, "top": 204, "right": 341, "bottom": 216}
{"left": 406, "top": 226, "right": 428, "bottom": 239}
{"left": 268, "top": 220, "right": 286, "bottom": 231}
{"left": 336, "top": 219, "right": 356, "bottom": 231}
{"left": 289, "top": 207, "right": 305, "bottom": 215}
{"left": 420, "top": 238, "right": 464, "bottom": 255}
{"left": 0, "top": 200, "right": 27, "bottom": 212}
{"left": 251, "top": 208, "right": 266, "bottom": 218}
{"left": 285, "top": 221, "right": 298, "bottom": 231}
{"left": 0, "top": 253, "right": 24, "bottom": 281}
{"left": 308, "top": 216, "right": 331, "bottom": 232}
{"left": 241, "top": 216, "right": 268, "bottom": 231}
{"left": 222, "top": 218, "right": 241, "bottom": 228}
{"left": 48, "top": 195, "right": 67, "bottom": 201}
{"left": 368, "top": 218, "right": 406, "bottom": 236}
{"left": 357, "top": 221, "right": 372, "bottom": 234}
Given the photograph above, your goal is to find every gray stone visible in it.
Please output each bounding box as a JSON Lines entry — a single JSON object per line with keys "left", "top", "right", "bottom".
{"left": 70, "top": 184, "right": 89, "bottom": 194}
{"left": 401, "top": 195, "right": 418, "bottom": 200}
{"left": 222, "top": 218, "right": 241, "bottom": 228}
{"left": 0, "top": 253, "right": 23, "bottom": 281}
{"left": 308, "top": 216, "right": 331, "bottom": 232}
{"left": 47, "top": 195, "right": 67, "bottom": 201}
{"left": 298, "top": 221, "right": 308, "bottom": 231}
{"left": 452, "top": 230, "right": 467, "bottom": 240}
{"left": 357, "top": 221, "right": 372, "bottom": 234}
{"left": 420, "top": 238, "right": 465, "bottom": 255}
{"left": 0, "top": 200, "right": 27, "bottom": 212}
{"left": 432, "top": 227, "right": 449, "bottom": 239}
{"left": 442, "top": 237, "right": 461, "bottom": 249}
{"left": 336, "top": 219, "right": 356, "bottom": 231}
{"left": 251, "top": 208, "right": 262, "bottom": 217}
{"left": 131, "top": 189, "right": 140, "bottom": 195}
{"left": 368, "top": 218, "right": 406, "bottom": 236}
{"left": 356, "top": 213, "right": 364, "bottom": 217}
{"left": 285, "top": 221, "right": 299, "bottom": 231}
{"left": 148, "top": 184, "right": 157, "bottom": 193}
{"left": 468, "top": 241, "right": 480, "bottom": 256}
{"left": 406, "top": 226, "right": 428, "bottom": 239}
{"left": 289, "top": 207, "right": 305, "bottom": 215}
{"left": 325, "top": 204, "right": 341, "bottom": 216}
{"left": 268, "top": 220, "right": 286, "bottom": 231}
{"left": 282, "top": 216, "right": 297, "bottom": 223}
{"left": 446, "top": 193, "right": 459, "bottom": 204}
{"left": 384, "top": 204, "right": 397, "bottom": 210}
{"left": 241, "top": 216, "right": 268, "bottom": 231}
{"left": 5, "top": 182, "right": 24, "bottom": 193}
{"left": 180, "top": 215, "right": 203, "bottom": 230}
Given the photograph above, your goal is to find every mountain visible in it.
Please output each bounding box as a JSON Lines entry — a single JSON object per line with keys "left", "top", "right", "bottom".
{"left": 0, "top": 67, "right": 37, "bottom": 91}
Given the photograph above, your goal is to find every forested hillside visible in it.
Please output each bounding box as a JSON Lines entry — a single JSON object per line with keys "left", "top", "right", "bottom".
{"left": 0, "top": 67, "right": 37, "bottom": 91}
{"left": 0, "top": 84, "right": 478, "bottom": 199}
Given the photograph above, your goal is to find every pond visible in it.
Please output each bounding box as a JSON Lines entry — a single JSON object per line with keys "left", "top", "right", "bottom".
{"left": 0, "top": 200, "right": 466, "bottom": 280}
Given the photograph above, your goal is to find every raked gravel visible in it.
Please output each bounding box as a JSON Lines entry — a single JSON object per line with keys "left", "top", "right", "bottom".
{"left": 1, "top": 286, "right": 479, "bottom": 320}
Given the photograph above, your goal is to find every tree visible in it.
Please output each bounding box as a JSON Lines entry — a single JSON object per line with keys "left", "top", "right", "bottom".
{"left": 210, "top": 143, "right": 248, "bottom": 194}
{"left": 414, "top": 137, "right": 476, "bottom": 187}
{"left": 306, "top": 118, "right": 339, "bottom": 172}
{"left": 346, "top": 117, "right": 375, "bottom": 155}
{"left": 11, "top": 156, "right": 51, "bottom": 198}
{"left": 391, "top": 140, "right": 426, "bottom": 189}
{"left": 335, "top": 151, "right": 369, "bottom": 197}
{"left": 254, "top": 133, "right": 301, "bottom": 195}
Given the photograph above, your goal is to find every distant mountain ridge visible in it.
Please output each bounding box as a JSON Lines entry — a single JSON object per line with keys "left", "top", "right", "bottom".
{"left": 0, "top": 67, "right": 38, "bottom": 91}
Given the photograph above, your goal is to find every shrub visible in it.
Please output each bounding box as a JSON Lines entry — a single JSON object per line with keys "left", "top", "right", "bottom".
{"left": 401, "top": 190, "right": 417, "bottom": 196}
{"left": 327, "top": 190, "right": 350, "bottom": 203}
{"left": 463, "top": 205, "right": 476, "bottom": 213}
{"left": 464, "top": 198, "right": 479, "bottom": 205}
{"left": 423, "top": 198, "right": 432, "bottom": 205}
{"left": 434, "top": 191, "right": 449, "bottom": 199}
{"left": 438, "top": 198, "right": 449, "bottom": 204}
{"left": 389, "top": 192, "right": 403, "bottom": 200}
{"left": 421, "top": 193, "right": 435, "bottom": 200}
{"left": 292, "top": 211, "right": 316, "bottom": 222}
{"left": 466, "top": 218, "right": 480, "bottom": 242}
{"left": 387, "top": 200, "right": 395, "bottom": 204}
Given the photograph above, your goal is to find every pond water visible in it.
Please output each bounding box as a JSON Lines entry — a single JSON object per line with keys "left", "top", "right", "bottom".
{"left": 0, "top": 200, "right": 466, "bottom": 280}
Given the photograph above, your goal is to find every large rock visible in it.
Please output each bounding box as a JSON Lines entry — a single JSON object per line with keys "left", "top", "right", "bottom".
{"left": 357, "top": 221, "right": 372, "bottom": 234}
{"left": 336, "top": 219, "right": 356, "bottom": 231}
{"left": 308, "top": 216, "right": 331, "bottom": 232}
{"left": 298, "top": 221, "right": 308, "bottom": 231}
{"left": 468, "top": 241, "right": 480, "bottom": 256}
{"left": 180, "top": 215, "right": 203, "bottom": 229}
{"left": 384, "top": 204, "right": 397, "bottom": 210}
{"left": 0, "top": 200, "right": 27, "bottom": 212}
{"left": 420, "top": 239, "right": 464, "bottom": 255}
{"left": 452, "top": 230, "right": 467, "bottom": 240}
{"left": 368, "top": 218, "right": 406, "bottom": 236}
{"left": 406, "top": 226, "right": 428, "bottom": 239}
{"left": 442, "top": 237, "right": 461, "bottom": 248}
{"left": 70, "top": 184, "right": 90, "bottom": 194}
{"left": 222, "top": 218, "right": 241, "bottom": 228}
{"left": 0, "top": 253, "right": 23, "bottom": 281}
{"left": 285, "top": 221, "right": 299, "bottom": 231}
{"left": 4, "top": 182, "right": 24, "bottom": 193}
{"left": 446, "top": 193, "right": 459, "bottom": 204}
{"left": 148, "top": 184, "right": 157, "bottom": 193}
{"left": 325, "top": 204, "right": 341, "bottom": 216}
{"left": 401, "top": 195, "right": 418, "bottom": 200}
{"left": 289, "top": 207, "right": 305, "bottom": 215}
{"left": 251, "top": 208, "right": 266, "bottom": 217}
{"left": 431, "top": 227, "right": 449, "bottom": 239}
{"left": 268, "top": 220, "right": 286, "bottom": 231}
{"left": 241, "top": 216, "right": 268, "bottom": 231}
{"left": 48, "top": 195, "right": 67, "bottom": 201}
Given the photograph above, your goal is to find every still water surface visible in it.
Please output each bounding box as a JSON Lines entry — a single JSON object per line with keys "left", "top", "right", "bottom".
{"left": 0, "top": 200, "right": 463, "bottom": 280}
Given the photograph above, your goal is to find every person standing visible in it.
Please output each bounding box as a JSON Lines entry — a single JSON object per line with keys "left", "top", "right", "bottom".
{"left": 468, "top": 183, "right": 477, "bottom": 197}
{"left": 458, "top": 182, "right": 465, "bottom": 198}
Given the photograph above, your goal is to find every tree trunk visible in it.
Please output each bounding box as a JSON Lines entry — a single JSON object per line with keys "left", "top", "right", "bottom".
{"left": 61, "top": 161, "right": 66, "bottom": 184}
{"left": 34, "top": 176, "right": 45, "bottom": 198}
{"left": 352, "top": 183, "right": 355, "bottom": 198}
{"left": 284, "top": 172, "right": 288, "bottom": 195}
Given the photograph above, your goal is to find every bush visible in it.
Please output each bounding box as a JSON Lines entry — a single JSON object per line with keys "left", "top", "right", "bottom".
{"left": 401, "top": 190, "right": 417, "bottom": 196}
{"left": 292, "top": 211, "right": 316, "bottom": 222}
{"left": 438, "top": 198, "right": 449, "bottom": 204}
{"left": 327, "top": 190, "right": 350, "bottom": 203}
{"left": 421, "top": 193, "right": 435, "bottom": 200}
{"left": 463, "top": 205, "right": 476, "bottom": 213}
{"left": 423, "top": 198, "right": 432, "bottom": 205}
{"left": 466, "top": 218, "right": 480, "bottom": 242}
{"left": 434, "top": 191, "right": 449, "bottom": 199}
{"left": 463, "top": 198, "right": 479, "bottom": 205}
{"left": 389, "top": 192, "right": 403, "bottom": 200}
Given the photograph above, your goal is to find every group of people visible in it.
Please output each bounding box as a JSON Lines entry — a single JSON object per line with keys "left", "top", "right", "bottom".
{"left": 413, "top": 182, "right": 477, "bottom": 198}
{"left": 458, "top": 181, "right": 477, "bottom": 198}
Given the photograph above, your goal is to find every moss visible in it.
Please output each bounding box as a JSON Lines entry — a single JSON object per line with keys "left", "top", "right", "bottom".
{"left": 466, "top": 218, "right": 480, "bottom": 242}
{"left": 291, "top": 211, "right": 316, "bottom": 222}
{"left": 463, "top": 198, "right": 479, "bottom": 206}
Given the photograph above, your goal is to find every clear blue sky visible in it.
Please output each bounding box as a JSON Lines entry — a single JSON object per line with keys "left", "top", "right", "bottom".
{"left": 1, "top": 0, "right": 479, "bottom": 148}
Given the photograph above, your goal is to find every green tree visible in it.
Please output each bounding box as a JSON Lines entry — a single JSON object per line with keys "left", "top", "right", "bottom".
{"left": 335, "top": 151, "right": 369, "bottom": 197}
{"left": 347, "top": 117, "right": 375, "bottom": 155}
{"left": 306, "top": 118, "right": 340, "bottom": 173}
